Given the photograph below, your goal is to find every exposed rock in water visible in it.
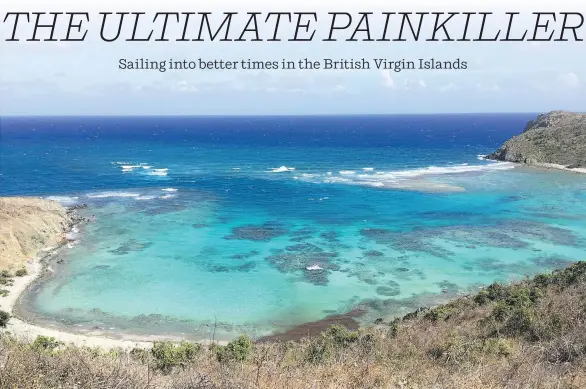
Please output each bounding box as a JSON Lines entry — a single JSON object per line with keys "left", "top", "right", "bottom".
{"left": 487, "top": 111, "right": 586, "bottom": 168}
{"left": 265, "top": 244, "right": 340, "bottom": 286}
{"left": 0, "top": 197, "right": 72, "bottom": 271}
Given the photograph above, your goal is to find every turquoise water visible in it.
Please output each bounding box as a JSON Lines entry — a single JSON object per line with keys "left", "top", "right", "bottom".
{"left": 2, "top": 115, "right": 586, "bottom": 340}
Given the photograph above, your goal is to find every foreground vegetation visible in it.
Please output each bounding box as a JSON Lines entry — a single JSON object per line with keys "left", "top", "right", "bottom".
{"left": 1, "top": 262, "right": 586, "bottom": 389}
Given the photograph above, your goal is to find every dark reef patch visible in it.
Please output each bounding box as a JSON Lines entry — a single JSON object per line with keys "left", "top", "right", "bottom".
{"left": 108, "top": 239, "right": 153, "bottom": 255}
{"left": 142, "top": 204, "right": 187, "bottom": 216}
{"left": 191, "top": 223, "right": 209, "bottom": 229}
{"left": 200, "top": 246, "right": 219, "bottom": 256}
{"left": 130, "top": 313, "right": 176, "bottom": 326}
{"left": 206, "top": 261, "right": 257, "bottom": 273}
{"left": 285, "top": 243, "right": 323, "bottom": 253}
{"left": 92, "top": 265, "right": 110, "bottom": 270}
{"left": 320, "top": 231, "right": 340, "bottom": 243}
{"left": 224, "top": 222, "right": 287, "bottom": 242}
{"left": 464, "top": 257, "right": 535, "bottom": 277}
{"left": 417, "top": 211, "right": 479, "bottom": 220}
{"left": 303, "top": 269, "right": 329, "bottom": 286}
{"left": 230, "top": 250, "right": 260, "bottom": 260}
{"left": 532, "top": 255, "right": 575, "bottom": 269}
{"left": 503, "top": 220, "right": 581, "bottom": 247}
{"left": 291, "top": 227, "right": 317, "bottom": 237}
{"left": 265, "top": 242, "right": 340, "bottom": 286}
{"left": 360, "top": 228, "right": 394, "bottom": 242}
{"left": 289, "top": 235, "right": 313, "bottom": 242}
{"left": 359, "top": 220, "right": 582, "bottom": 260}
{"left": 376, "top": 284, "right": 401, "bottom": 297}
{"left": 349, "top": 265, "right": 381, "bottom": 285}
{"left": 502, "top": 195, "right": 524, "bottom": 203}
{"left": 363, "top": 250, "right": 384, "bottom": 258}
{"left": 387, "top": 267, "right": 415, "bottom": 281}
{"left": 530, "top": 212, "right": 583, "bottom": 220}
{"left": 436, "top": 280, "right": 459, "bottom": 292}
{"left": 360, "top": 228, "right": 454, "bottom": 258}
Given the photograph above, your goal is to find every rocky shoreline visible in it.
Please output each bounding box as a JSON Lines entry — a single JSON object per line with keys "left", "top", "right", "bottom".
{"left": 0, "top": 197, "right": 72, "bottom": 271}
{"left": 487, "top": 111, "right": 586, "bottom": 170}
{"left": 0, "top": 197, "right": 156, "bottom": 349}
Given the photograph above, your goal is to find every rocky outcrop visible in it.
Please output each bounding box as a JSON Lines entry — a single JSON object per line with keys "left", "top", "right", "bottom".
{"left": 0, "top": 197, "right": 72, "bottom": 271}
{"left": 487, "top": 111, "right": 586, "bottom": 168}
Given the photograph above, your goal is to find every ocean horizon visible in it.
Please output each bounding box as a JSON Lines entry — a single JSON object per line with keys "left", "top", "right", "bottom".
{"left": 2, "top": 113, "right": 586, "bottom": 341}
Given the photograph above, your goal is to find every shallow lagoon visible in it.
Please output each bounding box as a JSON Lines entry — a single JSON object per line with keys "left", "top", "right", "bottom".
{"left": 3, "top": 115, "right": 586, "bottom": 340}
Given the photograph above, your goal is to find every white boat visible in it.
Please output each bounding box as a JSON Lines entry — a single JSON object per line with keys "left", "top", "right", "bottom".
{"left": 305, "top": 264, "right": 323, "bottom": 271}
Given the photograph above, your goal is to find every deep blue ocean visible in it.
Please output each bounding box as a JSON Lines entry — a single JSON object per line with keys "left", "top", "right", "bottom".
{"left": 2, "top": 114, "right": 586, "bottom": 340}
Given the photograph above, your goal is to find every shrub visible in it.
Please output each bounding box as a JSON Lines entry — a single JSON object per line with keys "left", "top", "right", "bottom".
{"left": 427, "top": 336, "right": 474, "bottom": 364}
{"left": 151, "top": 341, "right": 202, "bottom": 373}
{"left": 303, "top": 337, "right": 334, "bottom": 365}
{"left": 531, "top": 311, "right": 569, "bottom": 341}
{"left": 428, "top": 335, "right": 513, "bottom": 365}
{"left": 482, "top": 338, "right": 515, "bottom": 357}
{"left": 474, "top": 282, "right": 510, "bottom": 305}
{"left": 544, "top": 339, "right": 586, "bottom": 363}
{"left": 32, "top": 336, "right": 61, "bottom": 352}
{"left": 539, "top": 262, "right": 586, "bottom": 287}
{"left": 424, "top": 305, "right": 457, "bottom": 322}
{"left": 533, "top": 274, "right": 553, "bottom": 288}
{"left": 217, "top": 335, "right": 253, "bottom": 363}
{"left": 358, "top": 333, "right": 376, "bottom": 354}
{"left": 388, "top": 321, "right": 399, "bottom": 338}
{"left": 506, "top": 286, "right": 541, "bottom": 308}
{"left": 0, "top": 310, "right": 10, "bottom": 327}
{"left": 322, "top": 325, "right": 359, "bottom": 347}
{"left": 15, "top": 268, "right": 28, "bottom": 277}
{"left": 486, "top": 285, "right": 542, "bottom": 324}
{"left": 129, "top": 347, "right": 149, "bottom": 363}
{"left": 402, "top": 307, "right": 427, "bottom": 321}
{"left": 301, "top": 325, "right": 360, "bottom": 365}
{"left": 490, "top": 302, "right": 513, "bottom": 322}
{"left": 502, "top": 307, "right": 536, "bottom": 338}
{"left": 0, "top": 289, "right": 9, "bottom": 297}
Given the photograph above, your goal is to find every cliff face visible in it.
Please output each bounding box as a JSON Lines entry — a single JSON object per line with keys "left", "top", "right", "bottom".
{"left": 0, "top": 197, "right": 71, "bottom": 271}
{"left": 488, "top": 111, "right": 586, "bottom": 168}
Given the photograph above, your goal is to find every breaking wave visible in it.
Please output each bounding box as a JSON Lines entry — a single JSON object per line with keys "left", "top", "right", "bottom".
{"left": 86, "top": 192, "right": 142, "bottom": 199}
{"left": 269, "top": 166, "right": 296, "bottom": 173}
{"left": 295, "top": 161, "right": 515, "bottom": 192}
{"left": 45, "top": 196, "right": 79, "bottom": 206}
{"left": 148, "top": 168, "right": 169, "bottom": 177}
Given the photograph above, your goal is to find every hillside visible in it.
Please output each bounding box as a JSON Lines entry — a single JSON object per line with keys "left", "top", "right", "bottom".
{"left": 488, "top": 111, "right": 586, "bottom": 168}
{"left": 1, "top": 262, "right": 585, "bottom": 389}
{"left": 0, "top": 197, "right": 72, "bottom": 271}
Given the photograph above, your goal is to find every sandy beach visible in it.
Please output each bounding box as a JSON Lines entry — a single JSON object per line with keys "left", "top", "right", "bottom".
{"left": 479, "top": 156, "right": 586, "bottom": 175}
{"left": 1, "top": 247, "right": 154, "bottom": 350}
{"left": 532, "top": 163, "right": 586, "bottom": 174}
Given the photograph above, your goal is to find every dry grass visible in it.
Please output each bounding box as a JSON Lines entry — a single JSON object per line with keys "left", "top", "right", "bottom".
{"left": 1, "top": 262, "right": 586, "bottom": 389}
